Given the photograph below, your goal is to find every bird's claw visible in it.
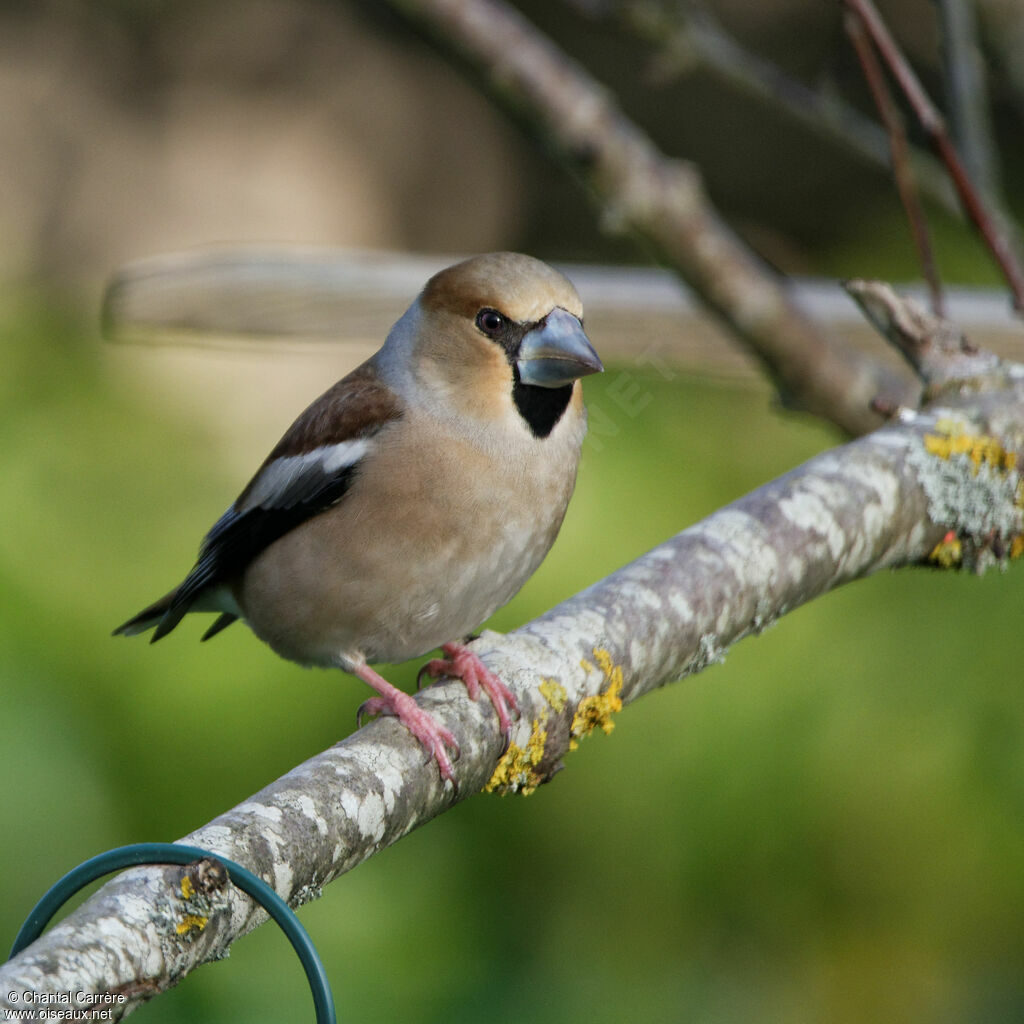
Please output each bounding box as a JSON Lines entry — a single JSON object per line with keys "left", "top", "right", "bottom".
{"left": 356, "top": 689, "right": 460, "bottom": 784}
{"left": 418, "top": 642, "right": 520, "bottom": 739}
{"left": 415, "top": 660, "right": 442, "bottom": 691}
{"left": 356, "top": 696, "right": 390, "bottom": 728}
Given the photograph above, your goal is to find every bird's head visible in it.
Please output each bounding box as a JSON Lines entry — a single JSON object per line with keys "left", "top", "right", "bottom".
{"left": 380, "top": 253, "right": 602, "bottom": 437}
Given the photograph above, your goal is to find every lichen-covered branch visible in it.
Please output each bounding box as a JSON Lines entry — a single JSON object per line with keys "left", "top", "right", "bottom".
{"left": 4, "top": 287, "right": 1023, "bottom": 1018}
{"left": 382, "top": 0, "right": 913, "bottom": 435}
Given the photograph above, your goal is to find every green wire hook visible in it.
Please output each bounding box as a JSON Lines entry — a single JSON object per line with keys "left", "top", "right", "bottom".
{"left": 8, "top": 842, "right": 336, "bottom": 1024}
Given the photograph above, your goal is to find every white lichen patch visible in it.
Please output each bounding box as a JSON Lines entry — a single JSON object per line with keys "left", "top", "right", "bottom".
{"left": 191, "top": 825, "right": 233, "bottom": 847}
{"left": 628, "top": 637, "right": 648, "bottom": 671}
{"left": 272, "top": 861, "right": 294, "bottom": 901}
{"left": 109, "top": 898, "right": 171, "bottom": 976}
{"left": 908, "top": 437, "right": 1022, "bottom": 541}
{"left": 291, "top": 883, "right": 323, "bottom": 907}
{"left": 295, "top": 795, "right": 328, "bottom": 837}
{"left": 778, "top": 482, "right": 847, "bottom": 561}
{"left": 357, "top": 792, "right": 387, "bottom": 842}
{"left": 338, "top": 790, "right": 360, "bottom": 826}
{"left": 645, "top": 544, "right": 681, "bottom": 561}
{"left": 375, "top": 763, "right": 405, "bottom": 813}
{"left": 751, "top": 595, "right": 776, "bottom": 634}
{"left": 691, "top": 633, "right": 727, "bottom": 672}
{"left": 667, "top": 589, "right": 695, "bottom": 623}
{"left": 839, "top": 460, "right": 901, "bottom": 530}
{"left": 614, "top": 579, "right": 666, "bottom": 612}
{"left": 521, "top": 612, "right": 606, "bottom": 671}
{"left": 691, "top": 510, "right": 781, "bottom": 593}
{"left": 697, "top": 507, "right": 759, "bottom": 550}
{"left": 339, "top": 790, "right": 387, "bottom": 843}
{"left": 840, "top": 453, "right": 901, "bottom": 501}
{"left": 233, "top": 802, "right": 284, "bottom": 825}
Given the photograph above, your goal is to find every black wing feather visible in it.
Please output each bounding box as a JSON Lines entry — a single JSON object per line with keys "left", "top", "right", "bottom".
{"left": 116, "top": 362, "right": 402, "bottom": 642}
{"left": 151, "top": 463, "right": 359, "bottom": 640}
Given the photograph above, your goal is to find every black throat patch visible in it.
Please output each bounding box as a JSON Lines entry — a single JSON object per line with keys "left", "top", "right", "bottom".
{"left": 484, "top": 314, "right": 575, "bottom": 438}
{"left": 511, "top": 370, "right": 573, "bottom": 438}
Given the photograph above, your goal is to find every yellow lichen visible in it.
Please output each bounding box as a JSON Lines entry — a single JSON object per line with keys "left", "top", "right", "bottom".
{"left": 570, "top": 648, "right": 624, "bottom": 750}
{"left": 488, "top": 651, "right": 627, "bottom": 792}
{"left": 920, "top": 424, "right": 1024, "bottom": 562}
{"left": 923, "top": 429, "right": 1017, "bottom": 473}
{"left": 929, "top": 530, "right": 963, "bottom": 568}
{"left": 593, "top": 648, "right": 620, "bottom": 679}
{"left": 485, "top": 718, "right": 548, "bottom": 796}
{"left": 176, "top": 914, "right": 208, "bottom": 936}
{"left": 539, "top": 678, "right": 567, "bottom": 713}
{"left": 180, "top": 875, "right": 195, "bottom": 900}
{"left": 486, "top": 675, "right": 572, "bottom": 795}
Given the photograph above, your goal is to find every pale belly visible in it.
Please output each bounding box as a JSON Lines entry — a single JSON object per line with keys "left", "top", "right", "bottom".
{"left": 235, "top": 392, "right": 584, "bottom": 669}
{"left": 236, "top": 460, "right": 573, "bottom": 668}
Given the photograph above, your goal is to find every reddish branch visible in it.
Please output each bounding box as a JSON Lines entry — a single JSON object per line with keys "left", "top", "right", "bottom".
{"left": 843, "top": 0, "right": 1024, "bottom": 313}
{"left": 844, "top": 10, "right": 944, "bottom": 316}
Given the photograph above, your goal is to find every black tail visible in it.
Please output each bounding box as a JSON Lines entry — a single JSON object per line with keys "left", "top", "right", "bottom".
{"left": 112, "top": 587, "right": 184, "bottom": 642}
{"left": 201, "top": 612, "right": 238, "bottom": 641}
{"left": 114, "top": 588, "right": 239, "bottom": 643}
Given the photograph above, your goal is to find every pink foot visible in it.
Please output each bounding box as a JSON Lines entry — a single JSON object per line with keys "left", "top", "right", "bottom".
{"left": 352, "top": 663, "right": 459, "bottom": 784}
{"left": 418, "top": 642, "right": 519, "bottom": 738}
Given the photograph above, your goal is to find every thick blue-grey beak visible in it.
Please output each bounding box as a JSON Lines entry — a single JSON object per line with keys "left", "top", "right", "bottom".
{"left": 516, "top": 307, "right": 604, "bottom": 388}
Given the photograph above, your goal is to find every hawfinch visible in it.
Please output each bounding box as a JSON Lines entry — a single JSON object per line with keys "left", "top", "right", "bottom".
{"left": 115, "top": 252, "right": 603, "bottom": 783}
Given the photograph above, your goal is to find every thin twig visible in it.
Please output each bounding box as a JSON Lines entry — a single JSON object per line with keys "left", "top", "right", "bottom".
{"left": 844, "top": 10, "right": 944, "bottom": 316}
{"left": 843, "top": 0, "right": 1024, "bottom": 313}
{"left": 566, "top": 0, "right": 958, "bottom": 216}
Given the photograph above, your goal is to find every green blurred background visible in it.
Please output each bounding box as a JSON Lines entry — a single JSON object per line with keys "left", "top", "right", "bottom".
{"left": 2, "top": 2, "right": 1023, "bottom": 1022}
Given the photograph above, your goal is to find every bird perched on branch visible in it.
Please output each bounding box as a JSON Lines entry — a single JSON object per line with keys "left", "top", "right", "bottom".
{"left": 115, "top": 252, "right": 603, "bottom": 783}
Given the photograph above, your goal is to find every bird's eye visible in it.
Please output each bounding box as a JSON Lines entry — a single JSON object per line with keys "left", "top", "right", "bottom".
{"left": 476, "top": 309, "right": 506, "bottom": 336}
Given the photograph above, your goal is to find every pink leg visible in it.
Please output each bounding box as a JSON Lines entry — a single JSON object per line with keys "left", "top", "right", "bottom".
{"left": 352, "top": 662, "right": 459, "bottom": 784}
{"left": 418, "top": 642, "right": 519, "bottom": 738}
